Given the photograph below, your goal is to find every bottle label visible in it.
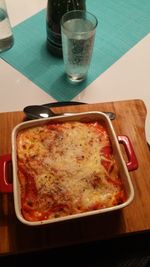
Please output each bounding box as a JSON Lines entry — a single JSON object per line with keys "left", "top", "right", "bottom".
{"left": 47, "top": 25, "right": 62, "bottom": 48}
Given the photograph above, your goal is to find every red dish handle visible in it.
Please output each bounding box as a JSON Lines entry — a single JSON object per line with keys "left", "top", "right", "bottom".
{"left": 0, "top": 136, "right": 138, "bottom": 192}
{"left": 118, "top": 135, "right": 138, "bottom": 171}
{"left": 0, "top": 154, "right": 13, "bottom": 193}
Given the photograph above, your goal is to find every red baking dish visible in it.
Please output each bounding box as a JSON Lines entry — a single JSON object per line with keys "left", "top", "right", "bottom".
{"left": 0, "top": 111, "right": 138, "bottom": 226}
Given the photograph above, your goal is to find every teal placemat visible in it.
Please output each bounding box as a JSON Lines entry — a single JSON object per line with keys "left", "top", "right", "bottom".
{"left": 1, "top": 0, "right": 150, "bottom": 101}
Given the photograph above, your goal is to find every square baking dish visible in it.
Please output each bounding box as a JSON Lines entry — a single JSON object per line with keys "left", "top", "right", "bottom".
{"left": 0, "top": 111, "right": 138, "bottom": 225}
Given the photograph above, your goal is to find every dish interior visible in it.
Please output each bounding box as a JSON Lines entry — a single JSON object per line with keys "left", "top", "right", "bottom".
{"left": 12, "top": 112, "right": 134, "bottom": 225}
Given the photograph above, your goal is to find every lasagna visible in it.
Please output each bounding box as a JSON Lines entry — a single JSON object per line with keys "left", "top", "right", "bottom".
{"left": 16, "top": 120, "right": 127, "bottom": 222}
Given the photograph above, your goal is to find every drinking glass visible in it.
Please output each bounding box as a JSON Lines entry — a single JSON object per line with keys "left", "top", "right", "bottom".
{"left": 61, "top": 10, "right": 98, "bottom": 83}
{"left": 0, "top": 0, "right": 14, "bottom": 52}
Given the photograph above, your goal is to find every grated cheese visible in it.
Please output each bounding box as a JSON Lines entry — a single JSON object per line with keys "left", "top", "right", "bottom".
{"left": 16, "top": 121, "right": 126, "bottom": 222}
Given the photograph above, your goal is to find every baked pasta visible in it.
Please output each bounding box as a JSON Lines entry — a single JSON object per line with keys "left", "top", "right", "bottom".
{"left": 16, "top": 120, "right": 127, "bottom": 222}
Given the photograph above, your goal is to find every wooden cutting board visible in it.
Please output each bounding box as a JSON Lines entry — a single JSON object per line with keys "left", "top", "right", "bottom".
{"left": 0, "top": 99, "right": 150, "bottom": 255}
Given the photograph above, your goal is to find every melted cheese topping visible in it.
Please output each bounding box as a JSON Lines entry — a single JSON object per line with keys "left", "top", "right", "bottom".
{"left": 16, "top": 121, "right": 126, "bottom": 222}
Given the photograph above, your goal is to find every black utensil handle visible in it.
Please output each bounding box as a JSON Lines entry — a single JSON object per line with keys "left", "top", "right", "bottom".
{"left": 43, "top": 101, "right": 86, "bottom": 107}
{"left": 42, "top": 102, "right": 116, "bottom": 120}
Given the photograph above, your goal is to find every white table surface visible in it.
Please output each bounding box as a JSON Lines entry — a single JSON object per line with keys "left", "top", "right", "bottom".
{"left": 1, "top": 0, "right": 150, "bottom": 143}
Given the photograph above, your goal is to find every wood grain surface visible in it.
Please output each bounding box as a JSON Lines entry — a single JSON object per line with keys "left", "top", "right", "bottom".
{"left": 0, "top": 99, "right": 150, "bottom": 255}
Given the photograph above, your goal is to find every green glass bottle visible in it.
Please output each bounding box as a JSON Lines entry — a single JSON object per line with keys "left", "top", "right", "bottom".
{"left": 46, "top": 0, "right": 86, "bottom": 57}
